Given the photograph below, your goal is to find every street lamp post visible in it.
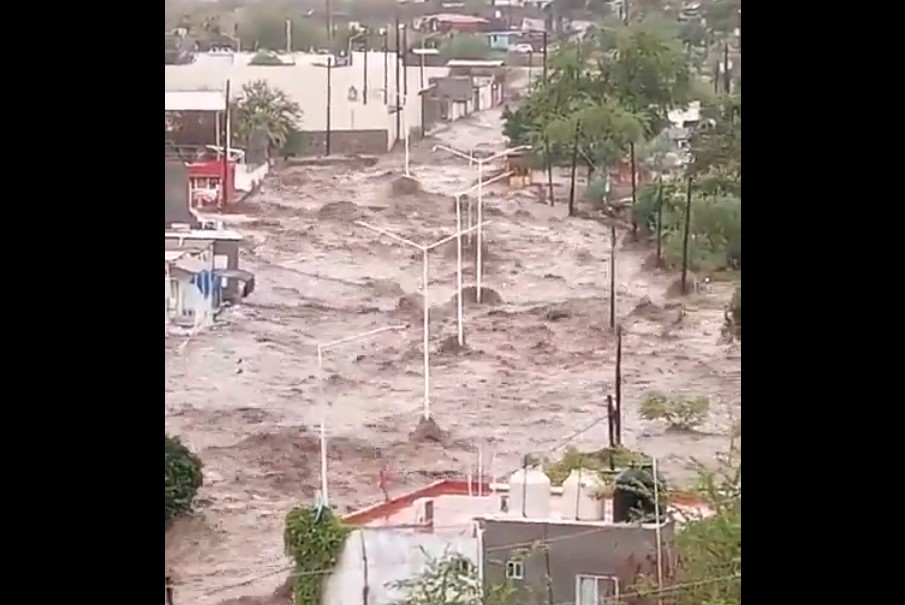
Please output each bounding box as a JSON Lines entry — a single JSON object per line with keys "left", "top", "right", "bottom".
{"left": 432, "top": 144, "right": 530, "bottom": 302}
{"left": 452, "top": 171, "right": 513, "bottom": 345}
{"left": 315, "top": 324, "right": 407, "bottom": 506}
{"left": 353, "top": 221, "right": 488, "bottom": 420}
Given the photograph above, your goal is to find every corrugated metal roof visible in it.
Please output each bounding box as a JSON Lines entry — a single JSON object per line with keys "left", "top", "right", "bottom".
{"left": 165, "top": 90, "right": 226, "bottom": 112}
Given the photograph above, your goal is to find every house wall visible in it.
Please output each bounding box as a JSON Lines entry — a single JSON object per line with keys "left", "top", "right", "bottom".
{"left": 322, "top": 529, "right": 480, "bottom": 605}
{"left": 481, "top": 520, "right": 675, "bottom": 605}
{"left": 165, "top": 52, "right": 450, "bottom": 153}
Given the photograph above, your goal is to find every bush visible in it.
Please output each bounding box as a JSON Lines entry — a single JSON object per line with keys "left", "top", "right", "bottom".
{"left": 544, "top": 446, "right": 652, "bottom": 486}
{"left": 165, "top": 435, "right": 203, "bottom": 523}
{"left": 284, "top": 506, "right": 351, "bottom": 605}
{"left": 639, "top": 393, "right": 710, "bottom": 431}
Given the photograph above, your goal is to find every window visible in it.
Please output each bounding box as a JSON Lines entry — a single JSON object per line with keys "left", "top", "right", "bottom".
{"left": 505, "top": 560, "right": 524, "bottom": 580}
{"left": 576, "top": 575, "right": 618, "bottom": 605}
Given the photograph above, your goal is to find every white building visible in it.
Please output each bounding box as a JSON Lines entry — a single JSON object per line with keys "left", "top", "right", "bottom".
{"left": 321, "top": 474, "right": 711, "bottom": 605}
{"left": 165, "top": 51, "right": 452, "bottom": 154}
{"left": 165, "top": 246, "right": 220, "bottom": 329}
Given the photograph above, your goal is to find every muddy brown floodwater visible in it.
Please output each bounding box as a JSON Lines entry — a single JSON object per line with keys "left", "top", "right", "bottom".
{"left": 165, "top": 105, "right": 741, "bottom": 605}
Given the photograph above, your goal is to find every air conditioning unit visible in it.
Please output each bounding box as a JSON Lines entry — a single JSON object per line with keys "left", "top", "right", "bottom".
{"left": 414, "top": 497, "right": 435, "bottom": 526}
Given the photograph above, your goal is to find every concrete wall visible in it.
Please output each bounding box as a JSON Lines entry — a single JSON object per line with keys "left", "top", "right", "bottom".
{"left": 481, "top": 520, "right": 675, "bottom": 605}
{"left": 165, "top": 52, "right": 450, "bottom": 153}
{"left": 234, "top": 162, "right": 270, "bottom": 193}
{"left": 323, "top": 529, "right": 480, "bottom": 605}
{"left": 304, "top": 129, "right": 389, "bottom": 156}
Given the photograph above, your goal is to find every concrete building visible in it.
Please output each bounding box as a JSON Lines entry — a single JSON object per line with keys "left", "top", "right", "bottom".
{"left": 165, "top": 51, "right": 452, "bottom": 155}
{"left": 325, "top": 470, "right": 709, "bottom": 605}
{"left": 164, "top": 229, "right": 250, "bottom": 303}
{"left": 165, "top": 246, "right": 219, "bottom": 328}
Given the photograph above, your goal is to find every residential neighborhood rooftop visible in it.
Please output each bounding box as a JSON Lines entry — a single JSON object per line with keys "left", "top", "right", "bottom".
{"left": 165, "top": 229, "right": 243, "bottom": 241}
{"left": 342, "top": 479, "right": 711, "bottom": 534}
{"left": 165, "top": 90, "right": 226, "bottom": 112}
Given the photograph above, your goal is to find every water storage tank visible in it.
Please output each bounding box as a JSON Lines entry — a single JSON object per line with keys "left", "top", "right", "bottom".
{"left": 508, "top": 466, "right": 552, "bottom": 518}
{"left": 613, "top": 467, "right": 661, "bottom": 523}
{"left": 562, "top": 469, "right": 606, "bottom": 521}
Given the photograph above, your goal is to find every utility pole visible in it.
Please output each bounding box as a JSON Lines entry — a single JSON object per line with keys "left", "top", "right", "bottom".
{"left": 383, "top": 29, "right": 389, "bottom": 104}
{"left": 723, "top": 42, "right": 731, "bottom": 94}
{"left": 680, "top": 175, "right": 693, "bottom": 294}
{"left": 568, "top": 119, "right": 580, "bottom": 216}
{"left": 402, "top": 25, "right": 408, "bottom": 98}
{"left": 325, "top": 56, "right": 333, "bottom": 156}
{"left": 363, "top": 36, "right": 369, "bottom": 105}
{"left": 220, "top": 79, "right": 230, "bottom": 211}
{"left": 609, "top": 224, "right": 616, "bottom": 330}
{"left": 394, "top": 15, "right": 401, "bottom": 144}
{"left": 655, "top": 177, "right": 664, "bottom": 266}
{"left": 615, "top": 325, "right": 623, "bottom": 445}
{"left": 542, "top": 30, "right": 548, "bottom": 83}
{"left": 630, "top": 141, "right": 637, "bottom": 236}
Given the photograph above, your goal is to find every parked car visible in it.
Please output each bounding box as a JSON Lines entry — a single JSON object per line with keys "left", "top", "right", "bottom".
{"left": 513, "top": 43, "right": 534, "bottom": 53}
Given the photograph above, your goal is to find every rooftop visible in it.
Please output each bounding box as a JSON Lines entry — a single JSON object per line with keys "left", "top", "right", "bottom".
{"left": 428, "top": 14, "right": 490, "bottom": 24}
{"left": 447, "top": 59, "right": 506, "bottom": 68}
{"left": 165, "top": 90, "right": 226, "bottom": 112}
{"left": 343, "top": 479, "right": 711, "bottom": 535}
{"left": 165, "top": 229, "right": 243, "bottom": 241}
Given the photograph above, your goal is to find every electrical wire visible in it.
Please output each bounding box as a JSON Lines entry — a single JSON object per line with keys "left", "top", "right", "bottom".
{"left": 186, "top": 416, "right": 723, "bottom": 599}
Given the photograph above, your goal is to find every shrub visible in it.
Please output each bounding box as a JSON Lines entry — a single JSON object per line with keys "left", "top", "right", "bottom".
{"left": 639, "top": 393, "right": 710, "bottom": 432}
{"left": 165, "top": 435, "right": 203, "bottom": 523}
{"left": 544, "top": 446, "right": 652, "bottom": 486}
{"left": 284, "top": 506, "right": 351, "bottom": 605}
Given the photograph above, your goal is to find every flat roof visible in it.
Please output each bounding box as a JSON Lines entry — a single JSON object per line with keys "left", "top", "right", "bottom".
{"left": 165, "top": 229, "right": 242, "bottom": 241}
{"left": 446, "top": 59, "right": 506, "bottom": 68}
{"left": 165, "top": 90, "right": 226, "bottom": 112}
{"left": 428, "top": 13, "right": 489, "bottom": 24}
{"left": 343, "top": 479, "right": 711, "bottom": 532}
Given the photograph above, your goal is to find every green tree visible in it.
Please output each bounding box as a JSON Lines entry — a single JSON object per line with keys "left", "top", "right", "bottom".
{"left": 634, "top": 445, "right": 741, "bottom": 605}
{"left": 165, "top": 434, "right": 203, "bottom": 524}
{"left": 440, "top": 34, "right": 492, "bottom": 60}
{"left": 237, "top": 8, "right": 327, "bottom": 51}
{"left": 689, "top": 93, "right": 741, "bottom": 196}
{"left": 234, "top": 80, "right": 303, "bottom": 152}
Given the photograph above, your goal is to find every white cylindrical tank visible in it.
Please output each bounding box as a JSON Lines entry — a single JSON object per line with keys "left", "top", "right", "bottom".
{"left": 561, "top": 469, "right": 606, "bottom": 521}
{"left": 508, "top": 466, "right": 552, "bottom": 518}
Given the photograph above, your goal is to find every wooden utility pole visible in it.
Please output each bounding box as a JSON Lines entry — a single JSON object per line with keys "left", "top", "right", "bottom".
{"left": 220, "top": 79, "right": 230, "bottom": 211}
{"left": 655, "top": 177, "right": 664, "bottom": 265}
{"left": 630, "top": 142, "right": 638, "bottom": 236}
{"left": 680, "top": 176, "right": 694, "bottom": 294}
{"left": 607, "top": 394, "right": 616, "bottom": 450}
{"left": 542, "top": 30, "right": 548, "bottom": 83}
{"left": 609, "top": 224, "right": 616, "bottom": 330}
{"left": 615, "top": 325, "right": 623, "bottom": 445}
{"left": 325, "top": 56, "right": 333, "bottom": 156}
{"left": 723, "top": 42, "right": 731, "bottom": 94}
{"left": 568, "top": 120, "right": 581, "bottom": 216}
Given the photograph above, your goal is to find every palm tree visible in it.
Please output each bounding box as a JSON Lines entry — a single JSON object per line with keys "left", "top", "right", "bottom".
{"left": 233, "top": 80, "right": 303, "bottom": 153}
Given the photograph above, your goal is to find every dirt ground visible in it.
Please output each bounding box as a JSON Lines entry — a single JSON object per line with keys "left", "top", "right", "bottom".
{"left": 165, "top": 102, "right": 741, "bottom": 604}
